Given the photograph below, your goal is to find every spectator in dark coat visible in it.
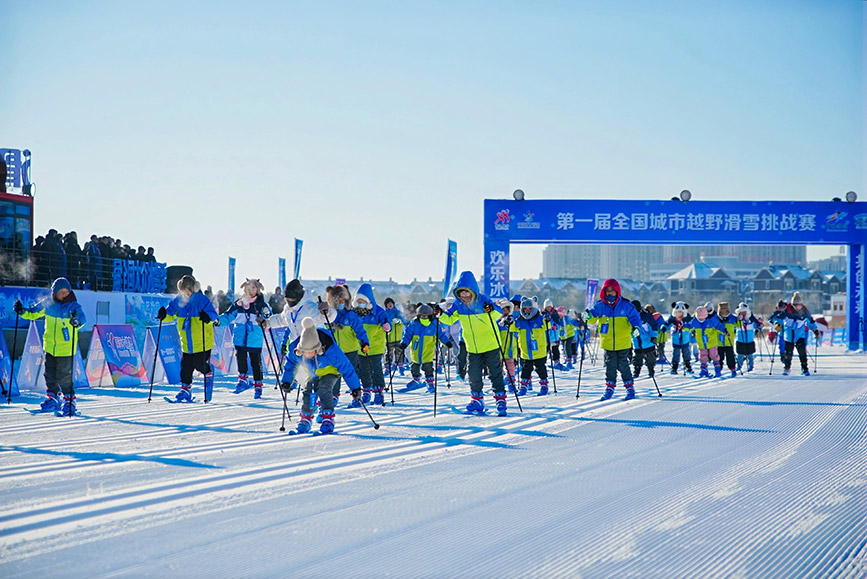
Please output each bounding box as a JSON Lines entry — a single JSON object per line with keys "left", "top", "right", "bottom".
{"left": 63, "top": 232, "right": 84, "bottom": 288}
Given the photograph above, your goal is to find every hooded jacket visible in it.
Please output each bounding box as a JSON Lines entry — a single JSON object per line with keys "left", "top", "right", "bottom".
{"left": 384, "top": 305, "right": 406, "bottom": 344}
{"left": 218, "top": 294, "right": 271, "bottom": 349}
{"left": 513, "top": 308, "right": 548, "bottom": 361}
{"left": 684, "top": 314, "right": 726, "bottom": 349}
{"left": 632, "top": 308, "right": 660, "bottom": 350}
{"left": 20, "top": 278, "right": 87, "bottom": 357}
{"left": 356, "top": 283, "right": 390, "bottom": 357}
{"left": 281, "top": 329, "right": 361, "bottom": 391}
{"left": 164, "top": 290, "right": 219, "bottom": 354}
{"left": 439, "top": 271, "right": 502, "bottom": 354}
{"left": 585, "top": 279, "right": 645, "bottom": 351}
{"left": 400, "top": 317, "right": 451, "bottom": 364}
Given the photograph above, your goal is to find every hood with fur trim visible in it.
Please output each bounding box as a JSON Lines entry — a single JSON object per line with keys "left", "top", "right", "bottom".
{"left": 452, "top": 271, "right": 481, "bottom": 303}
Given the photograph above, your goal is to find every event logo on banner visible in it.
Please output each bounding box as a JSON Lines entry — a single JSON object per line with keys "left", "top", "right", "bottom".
{"left": 0, "top": 329, "right": 18, "bottom": 397}
{"left": 278, "top": 257, "right": 286, "bottom": 291}
{"left": 111, "top": 260, "right": 167, "bottom": 293}
{"left": 294, "top": 238, "right": 303, "bottom": 279}
{"left": 142, "top": 324, "right": 182, "bottom": 385}
{"left": 443, "top": 239, "right": 458, "bottom": 299}
{"left": 86, "top": 325, "right": 147, "bottom": 387}
{"left": 585, "top": 279, "right": 599, "bottom": 310}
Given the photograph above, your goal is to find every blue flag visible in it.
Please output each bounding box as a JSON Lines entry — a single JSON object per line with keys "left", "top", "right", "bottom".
{"left": 228, "top": 256, "right": 236, "bottom": 295}
{"left": 278, "top": 257, "right": 286, "bottom": 290}
{"left": 294, "top": 239, "right": 303, "bottom": 279}
{"left": 443, "top": 239, "right": 458, "bottom": 299}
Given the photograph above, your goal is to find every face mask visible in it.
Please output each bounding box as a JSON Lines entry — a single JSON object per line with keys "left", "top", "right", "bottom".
{"left": 605, "top": 295, "right": 617, "bottom": 305}
{"left": 334, "top": 302, "right": 344, "bottom": 311}
{"left": 420, "top": 318, "right": 431, "bottom": 326}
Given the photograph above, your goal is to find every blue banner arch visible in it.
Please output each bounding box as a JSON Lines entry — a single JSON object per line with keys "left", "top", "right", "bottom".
{"left": 483, "top": 199, "right": 866, "bottom": 351}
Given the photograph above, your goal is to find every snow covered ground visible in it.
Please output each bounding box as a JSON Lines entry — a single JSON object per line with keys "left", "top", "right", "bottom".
{"left": 2, "top": 348, "right": 865, "bottom": 578}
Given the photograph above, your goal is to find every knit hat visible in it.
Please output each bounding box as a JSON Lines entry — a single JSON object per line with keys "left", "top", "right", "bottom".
{"left": 717, "top": 301, "right": 730, "bottom": 316}
{"left": 497, "top": 298, "right": 512, "bottom": 309}
{"left": 735, "top": 302, "right": 751, "bottom": 318}
{"left": 417, "top": 304, "right": 433, "bottom": 318}
{"left": 384, "top": 297, "right": 395, "bottom": 307}
{"left": 295, "top": 317, "right": 322, "bottom": 354}
{"left": 543, "top": 298, "right": 553, "bottom": 309}
{"left": 695, "top": 305, "right": 708, "bottom": 320}
{"left": 791, "top": 292, "right": 803, "bottom": 306}
{"left": 631, "top": 299, "right": 642, "bottom": 310}
{"left": 284, "top": 279, "right": 305, "bottom": 302}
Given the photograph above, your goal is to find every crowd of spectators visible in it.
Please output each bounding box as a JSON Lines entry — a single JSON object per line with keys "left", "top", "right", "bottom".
{"left": 30, "top": 229, "right": 157, "bottom": 290}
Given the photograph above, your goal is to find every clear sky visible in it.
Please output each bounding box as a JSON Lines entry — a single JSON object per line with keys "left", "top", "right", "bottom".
{"left": 4, "top": 1, "right": 863, "bottom": 292}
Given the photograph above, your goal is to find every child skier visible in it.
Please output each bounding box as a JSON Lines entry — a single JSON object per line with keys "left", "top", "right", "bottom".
{"left": 514, "top": 296, "right": 551, "bottom": 396}
{"left": 684, "top": 304, "right": 726, "bottom": 378}
{"left": 320, "top": 285, "right": 369, "bottom": 414}
{"left": 157, "top": 275, "right": 220, "bottom": 403}
{"left": 399, "top": 304, "right": 452, "bottom": 392}
{"left": 384, "top": 297, "right": 407, "bottom": 377}
{"left": 585, "top": 279, "right": 647, "bottom": 400}
{"left": 631, "top": 300, "right": 659, "bottom": 380}
{"left": 354, "top": 283, "right": 392, "bottom": 406}
{"left": 542, "top": 299, "right": 565, "bottom": 371}
{"left": 666, "top": 302, "right": 693, "bottom": 375}
{"left": 776, "top": 292, "right": 818, "bottom": 376}
{"left": 14, "top": 277, "right": 86, "bottom": 415}
{"left": 734, "top": 302, "right": 763, "bottom": 373}
{"left": 496, "top": 298, "right": 519, "bottom": 393}
{"left": 280, "top": 317, "right": 362, "bottom": 435}
{"left": 219, "top": 278, "right": 271, "bottom": 399}
{"left": 438, "top": 271, "right": 509, "bottom": 416}
{"left": 715, "top": 302, "right": 739, "bottom": 378}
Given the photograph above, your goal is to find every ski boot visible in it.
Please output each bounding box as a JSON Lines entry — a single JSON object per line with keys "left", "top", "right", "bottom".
{"left": 537, "top": 379, "right": 549, "bottom": 396}
{"left": 425, "top": 378, "right": 436, "bottom": 394}
{"left": 713, "top": 363, "right": 722, "bottom": 379}
{"left": 40, "top": 392, "right": 61, "bottom": 412}
{"left": 294, "top": 412, "right": 313, "bottom": 434}
{"left": 60, "top": 395, "right": 78, "bottom": 416}
{"left": 518, "top": 379, "right": 528, "bottom": 397}
{"left": 600, "top": 382, "right": 615, "bottom": 401}
{"left": 253, "top": 382, "right": 263, "bottom": 399}
{"left": 465, "top": 393, "right": 485, "bottom": 415}
{"left": 781, "top": 368, "right": 790, "bottom": 376}
{"left": 624, "top": 384, "right": 636, "bottom": 401}
{"left": 318, "top": 410, "right": 335, "bottom": 434}
{"left": 730, "top": 369, "right": 737, "bottom": 378}
{"left": 233, "top": 375, "right": 252, "bottom": 394}
{"left": 373, "top": 390, "right": 385, "bottom": 406}
{"left": 495, "top": 393, "right": 507, "bottom": 417}
{"left": 801, "top": 370, "right": 810, "bottom": 376}
{"left": 203, "top": 372, "right": 214, "bottom": 402}
{"left": 175, "top": 384, "right": 193, "bottom": 402}
{"left": 362, "top": 390, "right": 371, "bottom": 404}
{"left": 405, "top": 378, "right": 424, "bottom": 391}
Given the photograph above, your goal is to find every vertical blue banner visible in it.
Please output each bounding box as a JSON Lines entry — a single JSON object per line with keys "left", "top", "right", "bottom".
{"left": 1, "top": 148, "right": 22, "bottom": 189}
{"left": 443, "top": 239, "right": 458, "bottom": 299}
{"left": 0, "top": 329, "right": 17, "bottom": 397}
{"left": 278, "top": 257, "right": 286, "bottom": 290}
{"left": 294, "top": 239, "right": 303, "bottom": 279}
{"left": 228, "top": 256, "right": 236, "bottom": 294}
{"left": 848, "top": 244, "right": 864, "bottom": 350}
{"left": 483, "top": 238, "right": 510, "bottom": 299}
{"left": 585, "top": 279, "right": 599, "bottom": 310}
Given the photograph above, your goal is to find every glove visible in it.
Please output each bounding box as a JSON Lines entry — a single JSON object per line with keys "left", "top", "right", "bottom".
{"left": 632, "top": 328, "right": 640, "bottom": 338}
{"left": 382, "top": 322, "right": 392, "bottom": 333}
{"left": 584, "top": 309, "right": 592, "bottom": 319}
{"left": 774, "top": 323, "right": 782, "bottom": 332}
{"left": 281, "top": 342, "right": 288, "bottom": 357}
{"left": 199, "top": 311, "right": 211, "bottom": 324}
{"left": 70, "top": 315, "right": 82, "bottom": 328}
{"left": 280, "top": 381, "right": 294, "bottom": 392}
{"left": 433, "top": 304, "right": 443, "bottom": 316}
{"left": 361, "top": 343, "right": 370, "bottom": 354}
{"left": 445, "top": 341, "right": 453, "bottom": 349}
{"left": 261, "top": 306, "right": 272, "bottom": 318}
{"left": 334, "top": 323, "right": 344, "bottom": 331}
{"left": 392, "top": 318, "right": 400, "bottom": 325}
{"left": 13, "top": 300, "right": 23, "bottom": 314}
{"left": 318, "top": 300, "right": 329, "bottom": 314}
{"left": 483, "top": 303, "right": 494, "bottom": 314}
{"left": 157, "top": 306, "right": 167, "bottom": 320}
{"left": 351, "top": 388, "right": 362, "bottom": 402}
{"left": 813, "top": 329, "right": 820, "bottom": 339}
{"left": 651, "top": 337, "right": 657, "bottom": 345}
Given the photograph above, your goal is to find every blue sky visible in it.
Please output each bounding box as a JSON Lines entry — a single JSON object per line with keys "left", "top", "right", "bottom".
{"left": 4, "top": 1, "right": 863, "bottom": 291}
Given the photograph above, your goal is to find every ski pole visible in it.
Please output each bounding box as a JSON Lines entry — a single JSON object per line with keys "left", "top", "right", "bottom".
{"left": 386, "top": 353, "right": 397, "bottom": 405}
{"left": 68, "top": 313, "right": 78, "bottom": 417}
{"left": 433, "top": 316, "right": 440, "bottom": 417}
{"left": 813, "top": 333, "right": 819, "bottom": 374}
{"left": 262, "top": 325, "right": 281, "bottom": 390}
{"left": 356, "top": 394, "right": 380, "bottom": 429}
{"left": 279, "top": 383, "right": 291, "bottom": 431}
{"left": 544, "top": 318, "right": 558, "bottom": 394}
{"left": 201, "top": 315, "right": 212, "bottom": 403}
{"left": 768, "top": 331, "right": 775, "bottom": 375}
{"left": 6, "top": 312, "right": 20, "bottom": 404}
{"left": 268, "top": 327, "right": 285, "bottom": 390}
{"left": 147, "top": 318, "right": 163, "bottom": 403}
{"left": 444, "top": 345, "right": 451, "bottom": 388}
{"left": 650, "top": 371, "right": 662, "bottom": 397}
{"left": 575, "top": 341, "right": 585, "bottom": 398}
{"left": 487, "top": 309, "right": 522, "bottom": 412}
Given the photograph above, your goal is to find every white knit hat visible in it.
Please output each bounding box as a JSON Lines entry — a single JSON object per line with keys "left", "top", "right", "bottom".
{"left": 543, "top": 298, "right": 553, "bottom": 309}
{"left": 791, "top": 292, "right": 803, "bottom": 305}
{"left": 295, "top": 317, "right": 322, "bottom": 354}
